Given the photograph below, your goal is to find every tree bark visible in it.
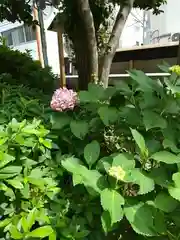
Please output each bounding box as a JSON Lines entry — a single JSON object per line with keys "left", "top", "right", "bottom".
{"left": 100, "top": 0, "right": 134, "bottom": 88}
{"left": 76, "top": 0, "right": 98, "bottom": 82}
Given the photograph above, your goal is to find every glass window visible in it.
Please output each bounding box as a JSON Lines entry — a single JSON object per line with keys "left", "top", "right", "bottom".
{"left": 24, "top": 25, "right": 36, "bottom": 42}
{"left": 1, "top": 30, "right": 13, "bottom": 46}
{"left": 1, "top": 24, "right": 36, "bottom": 47}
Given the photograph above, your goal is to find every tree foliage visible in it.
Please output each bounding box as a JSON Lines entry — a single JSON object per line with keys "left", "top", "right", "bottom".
{"left": 0, "top": 0, "right": 167, "bottom": 89}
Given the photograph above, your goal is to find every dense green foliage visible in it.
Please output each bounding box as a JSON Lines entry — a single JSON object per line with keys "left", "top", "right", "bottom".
{"left": 0, "top": 81, "right": 51, "bottom": 124}
{"left": 1, "top": 63, "right": 180, "bottom": 239}
{"left": 0, "top": 46, "right": 57, "bottom": 93}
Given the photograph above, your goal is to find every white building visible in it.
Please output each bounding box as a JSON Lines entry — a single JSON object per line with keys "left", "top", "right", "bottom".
{"left": 120, "top": 8, "right": 143, "bottom": 47}
{"left": 143, "top": 0, "right": 180, "bottom": 44}
{"left": 0, "top": 6, "right": 63, "bottom": 75}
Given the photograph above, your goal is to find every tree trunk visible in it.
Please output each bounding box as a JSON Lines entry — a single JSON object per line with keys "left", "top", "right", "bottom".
{"left": 76, "top": 0, "right": 98, "bottom": 82}
{"left": 100, "top": 0, "right": 134, "bottom": 88}
{"left": 73, "top": 32, "right": 93, "bottom": 90}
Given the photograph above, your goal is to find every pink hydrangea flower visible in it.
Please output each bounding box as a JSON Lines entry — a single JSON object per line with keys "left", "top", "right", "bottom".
{"left": 50, "top": 87, "right": 78, "bottom": 112}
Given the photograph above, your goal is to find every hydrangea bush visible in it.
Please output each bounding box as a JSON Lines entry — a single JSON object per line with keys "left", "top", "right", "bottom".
{"left": 2, "top": 65, "right": 180, "bottom": 240}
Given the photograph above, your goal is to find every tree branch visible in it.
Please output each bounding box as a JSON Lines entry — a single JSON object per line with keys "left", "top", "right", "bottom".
{"left": 76, "top": 0, "right": 98, "bottom": 81}
{"left": 107, "top": 0, "right": 135, "bottom": 56}
{"left": 100, "top": 0, "right": 135, "bottom": 87}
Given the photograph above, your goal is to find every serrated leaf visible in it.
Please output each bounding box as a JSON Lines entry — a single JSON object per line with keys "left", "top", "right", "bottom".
{"left": 151, "top": 151, "right": 180, "bottom": 164}
{"left": 98, "top": 106, "right": 118, "bottom": 126}
{"left": 143, "top": 110, "right": 167, "bottom": 130}
{"left": 130, "top": 128, "right": 147, "bottom": 156}
{"left": 100, "top": 189, "right": 124, "bottom": 224}
{"left": 27, "top": 226, "right": 53, "bottom": 238}
{"left": 154, "top": 192, "right": 178, "bottom": 212}
{"left": 70, "top": 120, "right": 88, "bottom": 139}
{"left": 131, "top": 169, "right": 154, "bottom": 194}
{"left": 124, "top": 202, "right": 157, "bottom": 236}
{"left": 84, "top": 140, "right": 100, "bottom": 168}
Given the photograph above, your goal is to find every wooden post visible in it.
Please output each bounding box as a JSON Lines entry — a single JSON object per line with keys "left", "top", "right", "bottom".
{"left": 33, "top": 6, "right": 44, "bottom": 67}
{"left": 129, "top": 60, "right": 134, "bottom": 69}
{"left": 57, "top": 25, "right": 66, "bottom": 87}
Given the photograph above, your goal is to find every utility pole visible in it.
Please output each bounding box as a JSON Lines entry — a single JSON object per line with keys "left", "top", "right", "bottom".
{"left": 36, "top": 0, "right": 49, "bottom": 67}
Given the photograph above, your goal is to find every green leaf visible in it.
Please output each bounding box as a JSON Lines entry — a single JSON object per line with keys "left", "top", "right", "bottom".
{"left": 0, "top": 152, "right": 15, "bottom": 169}
{"left": 88, "top": 83, "right": 104, "bottom": 100}
{"left": 124, "top": 202, "right": 157, "bottom": 236}
{"left": 131, "top": 169, "right": 154, "bottom": 195}
{"left": 158, "top": 62, "right": 170, "bottom": 72}
{"left": 6, "top": 179, "right": 23, "bottom": 189}
{"left": 112, "top": 153, "right": 135, "bottom": 170}
{"left": 168, "top": 172, "right": 180, "bottom": 201}
{"left": 50, "top": 112, "right": 71, "bottom": 130}
{"left": 98, "top": 106, "right": 118, "bottom": 126}
{"left": 70, "top": 120, "right": 88, "bottom": 139}
{"left": 154, "top": 192, "right": 178, "bottom": 212}
{"left": 10, "top": 226, "right": 23, "bottom": 239}
{"left": 0, "top": 166, "right": 22, "bottom": 179}
{"left": 100, "top": 189, "right": 124, "bottom": 224}
{"left": 84, "top": 140, "right": 100, "bottom": 168}
{"left": 151, "top": 151, "right": 180, "bottom": 164}
{"left": 148, "top": 167, "right": 170, "bottom": 188}
{"left": 163, "top": 139, "right": 180, "bottom": 153}
{"left": 27, "top": 226, "right": 53, "bottom": 238}
{"left": 101, "top": 211, "right": 111, "bottom": 234}
{"left": 49, "top": 231, "right": 56, "bottom": 240}
{"left": 21, "top": 217, "right": 29, "bottom": 233}
{"left": 27, "top": 208, "right": 37, "bottom": 230}
{"left": 0, "top": 218, "right": 11, "bottom": 228}
{"left": 168, "top": 187, "right": 180, "bottom": 201}
{"left": 62, "top": 157, "right": 106, "bottom": 193}
{"left": 96, "top": 156, "right": 113, "bottom": 173}
{"left": 128, "top": 70, "right": 154, "bottom": 92}
{"left": 79, "top": 91, "right": 94, "bottom": 102}
{"left": 130, "top": 128, "right": 147, "bottom": 156}
{"left": 143, "top": 110, "right": 167, "bottom": 130}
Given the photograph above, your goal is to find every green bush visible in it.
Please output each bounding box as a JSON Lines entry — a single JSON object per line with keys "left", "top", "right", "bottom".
{"left": 0, "top": 46, "right": 57, "bottom": 93}
{"left": 2, "top": 66, "right": 180, "bottom": 239}
{"left": 50, "top": 67, "right": 180, "bottom": 239}
{"left": 0, "top": 79, "right": 51, "bottom": 123}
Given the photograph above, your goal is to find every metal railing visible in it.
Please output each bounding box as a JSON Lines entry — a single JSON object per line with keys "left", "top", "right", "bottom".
{"left": 65, "top": 73, "right": 170, "bottom": 79}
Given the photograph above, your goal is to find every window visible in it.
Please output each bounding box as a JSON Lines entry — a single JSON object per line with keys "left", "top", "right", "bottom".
{"left": 1, "top": 25, "right": 36, "bottom": 46}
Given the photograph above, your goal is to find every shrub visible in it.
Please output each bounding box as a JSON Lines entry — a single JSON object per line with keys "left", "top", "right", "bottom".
{"left": 49, "top": 67, "right": 180, "bottom": 239}
{"left": 0, "top": 79, "right": 51, "bottom": 124}
{"left": 2, "top": 66, "right": 180, "bottom": 239}
{"left": 0, "top": 46, "right": 57, "bottom": 93}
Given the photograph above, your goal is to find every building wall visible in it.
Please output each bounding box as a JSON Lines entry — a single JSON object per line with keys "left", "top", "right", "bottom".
{"left": 144, "top": 0, "right": 180, "bottom": 44}
{"left": 120, "top": 9, "right": 143, "bottom": 47}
